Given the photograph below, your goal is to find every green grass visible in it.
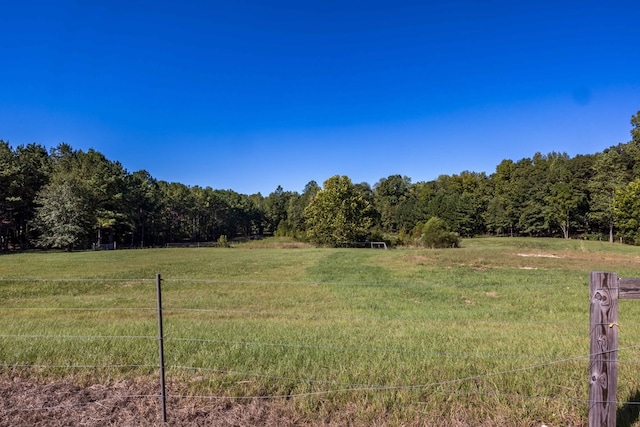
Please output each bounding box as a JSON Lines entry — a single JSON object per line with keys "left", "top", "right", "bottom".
{"left": 2, "top": 237, "right": 640, "bottom": 425}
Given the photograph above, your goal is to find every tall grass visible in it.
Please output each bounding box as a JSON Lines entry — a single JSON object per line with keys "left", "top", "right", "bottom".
{"left": 2, "top": 237, "right": 640, "bottom": 425}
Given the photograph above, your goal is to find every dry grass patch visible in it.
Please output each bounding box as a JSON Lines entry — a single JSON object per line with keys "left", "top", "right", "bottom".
{"left": 0, "top": 374, "right": 586, "bottom": 427}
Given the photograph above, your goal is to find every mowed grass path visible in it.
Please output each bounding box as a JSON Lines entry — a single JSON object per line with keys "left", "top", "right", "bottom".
{"left": 2, "top": 237, "right": 640, "bottom": 425}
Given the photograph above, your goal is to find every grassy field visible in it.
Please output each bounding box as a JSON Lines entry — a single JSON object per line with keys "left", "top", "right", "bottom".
{"left": 2, "top": 237, "right": 640, "bottom": 426}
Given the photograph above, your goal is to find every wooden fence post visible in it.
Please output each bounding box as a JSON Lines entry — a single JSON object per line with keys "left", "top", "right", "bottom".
{"left": 589, "top": 271, "right": 619, "bottom": 427}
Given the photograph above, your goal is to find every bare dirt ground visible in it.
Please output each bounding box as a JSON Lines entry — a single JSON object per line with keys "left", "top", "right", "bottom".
{"left": 0, "top": 375, "right": 572, "bottom": 426}
{"left": 0, "top": 376, "right": 317, "bottom": 427}
{"left": 0, "top": 375, "right": 411, "bottom": 427}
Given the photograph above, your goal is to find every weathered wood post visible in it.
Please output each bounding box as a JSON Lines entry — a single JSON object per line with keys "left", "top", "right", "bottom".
{"left": 589, "top": 271, "right": 619, "bottom": 427}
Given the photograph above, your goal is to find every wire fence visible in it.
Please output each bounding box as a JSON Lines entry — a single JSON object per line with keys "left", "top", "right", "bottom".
{"left": 2, "top": 276, "right": 640, "bottom": 424}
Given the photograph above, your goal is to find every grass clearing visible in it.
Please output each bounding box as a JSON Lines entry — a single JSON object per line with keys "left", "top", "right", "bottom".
{"left": 2, "top": 237, "right": 640, "bottom": 425}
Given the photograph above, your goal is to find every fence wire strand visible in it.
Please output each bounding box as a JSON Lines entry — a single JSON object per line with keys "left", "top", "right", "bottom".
{"left": 2, "top": 395, "right": 161, "bottom": 414}
{"left": 4, "top": 275, "right": 640, "bottom": 420}
{"left": 0, "top": 305, "right": 591, "bottom": 327}
{"left": 0, "top": 276, "right": 586, "bottom": 290}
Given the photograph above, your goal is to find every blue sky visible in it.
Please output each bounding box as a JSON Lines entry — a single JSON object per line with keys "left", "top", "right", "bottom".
{"left": 2, "top": 0, "right": 639, "bottom": 195}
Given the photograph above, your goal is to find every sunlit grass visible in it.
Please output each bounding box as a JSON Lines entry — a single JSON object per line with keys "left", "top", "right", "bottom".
{"left": 2, "top": 237, "right": 640, "bottom": 425}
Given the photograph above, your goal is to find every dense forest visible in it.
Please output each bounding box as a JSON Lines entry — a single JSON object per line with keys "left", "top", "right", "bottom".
{"left": 1, "top": 110, "right": 640, "bottom": 251}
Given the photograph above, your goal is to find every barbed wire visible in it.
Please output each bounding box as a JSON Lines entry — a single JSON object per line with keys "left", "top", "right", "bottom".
{"left": 158, "top": 354, "right": 590, "bottom": 400}
{"left": 0, "top": 334, "right": 155, "bottom": 340}
{"left": 7, "top": 386, "right": 640, "bottom": 417}
{"left": 0, "top": 305, "right": 592, "bottom": 327}
{"left": 6, "top": 345, "right": 640, "bottom": 386}
{"left": 0, "top": 278, "right": 155, "bottom": 282}
{"left": 0, "top": 354, "right": 593, "bottom": 412}
{"left": 0, "top": 276, "right": 587, "bottom": 290}
{"left": 0, "top": 307, "right": 156, "bottom": 312}
{"left": 0, "top": 363, "right": 157, "bottom": 370}
{"left": 2, "top": 274, "right": 639, "bottom": 421}
{"left": 164, "top": 345, "right": 640, "bottom": 402}
{"left": 166, "top": 365, "right": 375, "bottom": 387}
{"left": 5, "top": 345, "right": 640, "bottom": 415}
{"left": 3, "top": 335, "right": 640, "bottom": 379}
{"left": 1, "top": 395, "right": 161, "bottom": 414}
{"left": 0, "top": 334, "right": 589, "bottom": 363}
{"left": 163, "top": 307, "right": 590, "bottom": 326}
{"left": 161, "top": 277, "right": 585, "bottom": 290}
{"left": 163, "top": 336, "right": 588, "bottom": 361}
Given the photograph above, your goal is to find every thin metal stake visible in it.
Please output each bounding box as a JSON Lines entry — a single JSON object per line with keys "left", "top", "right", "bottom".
{"left": 156, "top": 273, "right": 167, "bottom": 423}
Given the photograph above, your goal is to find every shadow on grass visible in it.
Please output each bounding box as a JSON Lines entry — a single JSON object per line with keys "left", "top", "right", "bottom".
{"left": 617, "top": 389, "right": 640, "bottom": 427}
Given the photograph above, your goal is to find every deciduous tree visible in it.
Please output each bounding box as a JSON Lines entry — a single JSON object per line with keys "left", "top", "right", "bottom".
{"left": 373, "top": 175, "right": 412, "bottom": 233}
{"left": 614, "top": 178, "right": 640, "bottom": 244}
{"left": 304, "top": 175, "right": 373, "bottom": 245}
{"left": 34, "top": 180, "right": 92, "bottom": 251}
{"left": 589, "top": 149, "right": 626, "bottom": 242}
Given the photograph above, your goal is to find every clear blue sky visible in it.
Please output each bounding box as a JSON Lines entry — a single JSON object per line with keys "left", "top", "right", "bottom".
{"left": 2, "top": 0, "right": 639, "bottom": 195}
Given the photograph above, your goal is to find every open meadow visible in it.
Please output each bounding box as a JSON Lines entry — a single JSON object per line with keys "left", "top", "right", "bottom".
{"left": 2, "top": 237, "right": 640, "bottom": 426}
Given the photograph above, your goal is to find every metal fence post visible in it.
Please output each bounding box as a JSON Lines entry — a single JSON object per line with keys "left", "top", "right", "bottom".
{"left": 156, "top": 273, "right": 167, "bottom": 423}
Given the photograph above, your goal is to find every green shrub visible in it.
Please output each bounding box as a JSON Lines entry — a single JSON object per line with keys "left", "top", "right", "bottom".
{"left": 421, "top": 216, "right": 460, "bottom": 248}
{"left": 217, "top": 234, "right": 229, "bottom": 247}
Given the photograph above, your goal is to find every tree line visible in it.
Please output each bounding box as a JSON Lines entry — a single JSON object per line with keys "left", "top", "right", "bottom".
{"left": 1, "top": 110, "right": 639, "bottom": 251}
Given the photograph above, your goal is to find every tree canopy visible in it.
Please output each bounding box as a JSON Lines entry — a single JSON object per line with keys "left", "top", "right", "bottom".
{"left": 303, "top": 175, "right": 374, "bottom": 245}
{"left": 2, "top": 109, "right": 640, "bottom": 250}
